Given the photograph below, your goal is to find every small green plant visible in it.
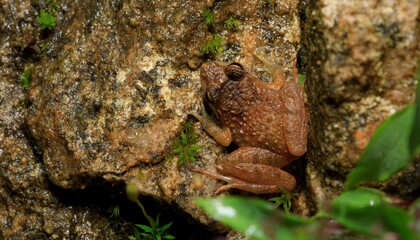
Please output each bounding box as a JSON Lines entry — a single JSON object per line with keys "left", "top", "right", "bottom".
{"left": 37, "top": 10, "right": 56, "bottom": 30}
{"left": 202, "top": 8, "right": 215, "bottom": 26}
{"left": 224, "top": 17, "right": 240, "bottom": 30}
{"left": 171, "top": 120, "right": 202, "bottom": 167}
{"left": 298, "top": 74, "right": 306, "bottom": 85}
{"left": 108, "top": 205, "right": 124, "bottom": 229}
{"left": 200, "top": 34, "right": 224, "bottom": 55}
{"left": 126, "top": 183, "right": 175, "bottom": 240}
{"left": 131, "top": 215, "right": 174, "bottom": 240}
{"left": 137, "top": 172, "right": 145, "bottom": 180}
{"left": 20, "top": 68, "right": 32, "bottom": 90}
{"left": 268, "top": 189, "right": 296, "bottom": 214}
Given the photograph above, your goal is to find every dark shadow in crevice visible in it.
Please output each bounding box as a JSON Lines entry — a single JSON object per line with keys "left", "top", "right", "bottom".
{"left": 20, "top": 122, "right": 43, "bottom": 163}
{"left": 49, "top": 178, "right": 221, "bottom": 240}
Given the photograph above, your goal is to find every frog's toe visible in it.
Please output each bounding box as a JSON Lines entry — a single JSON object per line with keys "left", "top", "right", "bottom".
{"left": 215, "top": 183, "right": 281, "bottom": 194}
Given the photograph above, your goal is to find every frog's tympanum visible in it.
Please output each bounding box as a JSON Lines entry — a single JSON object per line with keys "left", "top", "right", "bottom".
{"left": 194, "top": 61, "right": 308, "bottom": 194}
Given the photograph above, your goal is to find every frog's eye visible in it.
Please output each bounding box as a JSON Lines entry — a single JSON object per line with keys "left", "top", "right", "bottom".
{"left": 225, "top": 63, "right": 245, "bottom": 81}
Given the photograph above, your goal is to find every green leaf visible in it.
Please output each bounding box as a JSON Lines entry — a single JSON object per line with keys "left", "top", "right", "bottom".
{"left": 139, "top": 232, "right": 152, "bottom": 238}
{"left": 172, "top": 147, "right": 183, "bottom": 153}
{"left": 178, "top": 151, "right": 185, "bottom": 161}
{"left": 189, "top": 145, "right": 202, "bottom": 151}
{"left": 163, "top": 235, "right": 175, "bottom": 240}
{"left": 196, "top": 197, "right": 313, "bottom": 240}
{"left": 333, "top": 188, "right": 386, "bottom": 208}
{"left": 133, "top": 227, "right": 141, "bottom": 240}
{"left": 345, "top": 105, "right": 415, "bottom": 189}
{"left": 332, "top": 188, "right": 415, "bottom": 239}
{"left": 160, "top": 222, "right": 172, "bottom": 232}
{"left": 409, "top": 64, "right": 420, "bottom": 156}
{"left": 155, "top": 215, "right": 160, "bottom": 228}
{"left": 136, "top": 224, "right": 153, "bottom": 232}
{"left": 203, "top": 8, "right": 215, "bottom": 26}
{"left": 298, "top": 74, "right": 306, "bottom": 85}
{"left": 37, "top": 10, "right": 56, "bottom": 30}
{"left": 180, "top": 131, "right": 187, "bottom": 145}
{"left": 268, "top": 190, "right": 296, "bottom": 214}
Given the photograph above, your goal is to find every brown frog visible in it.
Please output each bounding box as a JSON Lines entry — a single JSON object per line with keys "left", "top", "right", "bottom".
{"left": 193, "top": 60, "right": 308, "bottom": 194}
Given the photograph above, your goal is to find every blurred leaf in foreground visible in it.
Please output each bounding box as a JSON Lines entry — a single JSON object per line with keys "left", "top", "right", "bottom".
{"left": 332, "top": 188, "right": 416, "bottom": 240}
{"left": 196, "top": 197, "right": 316, "bottom": 240}
{"left": 409, "top": 65, "right": 420, "bottom": 156}
{"left": 346, "top": 105, "right": 415, "bottom": 189}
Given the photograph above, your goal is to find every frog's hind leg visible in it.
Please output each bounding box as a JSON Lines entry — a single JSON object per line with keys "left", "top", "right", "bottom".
{"left": 217, "top": 162, "right": 296, "bottom": 194}
{"left": 193, "top": 166, "right": 289, "bottom": 194}
{"left": 194, "top": 147, "right": 297, "bottom": 194}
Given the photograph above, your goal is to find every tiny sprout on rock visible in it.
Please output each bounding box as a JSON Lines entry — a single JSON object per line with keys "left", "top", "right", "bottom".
{"left": 200, "top": 34, "right": 224, "bottom": 56}
{"left": 202, "top": 8, "right": 215, "bottom": 26}
{"left": 268, "top": 189, "right": 297, "bottom": 214}
{"left": 171, "top": 120, "right": 202, "bottom": 167}
{"left": 224, "top": 17, "right": 240, "bottom": 30}
{"left": 126, "top": 183, "right": 174, "bottom": 240}
{"left": 37, "top": 10, "right": 56, "bottom": 30}
{"left": 20, "top": 68, "right": 32, "bottom": 90}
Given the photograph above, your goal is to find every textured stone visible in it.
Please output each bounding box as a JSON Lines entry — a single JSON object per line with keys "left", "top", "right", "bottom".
{"left": 304, "top": 0, "right": 420, "bottom": 207}
{"left": 1, "top": 0, "right": 303, "bottom": 238}
{"left": 0, "top": 1, "right": 121, "bottom": 238}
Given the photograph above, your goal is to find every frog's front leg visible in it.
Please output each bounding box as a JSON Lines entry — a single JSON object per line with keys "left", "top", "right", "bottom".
{"left": 192, "top": 106, "right": 232, "bottom": 147}
{"left": 195, "top": 147, "right": 296, "bottom": 194}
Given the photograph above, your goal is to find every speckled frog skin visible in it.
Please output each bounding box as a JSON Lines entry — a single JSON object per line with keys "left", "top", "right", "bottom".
{"left": 194, "top": 61, "right": 308, "bottom": 194}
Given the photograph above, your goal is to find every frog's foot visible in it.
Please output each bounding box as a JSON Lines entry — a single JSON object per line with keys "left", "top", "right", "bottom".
{"left": 215, "top": 182, "right": 281, "bottom": 195}
{"left": 192, "top": 167, "right": 255, "bottom": 194}
{"left": 218, "top": 163, "right": 296, "bottom": 194}
{"left": 193, "top": 165, "right": 295, "bottom": 194}
{"left": 190, "top": 107, "right": 232, "bottom": 147}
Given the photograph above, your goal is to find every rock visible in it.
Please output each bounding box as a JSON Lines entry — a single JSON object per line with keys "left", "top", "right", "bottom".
{"left": 0, "top": 1, "right": 121, "bottom": 238}
{"left": 304, "top": 0, "right": 420, "bottom": 208}
{"left": 25, "top": 0, "right": 302, "bottom": 229}
{"left": 1, "top": 0, "right": 304, "bottom": 238}
{"left": 7, "top": 0, "right": 418, "bottom": 238}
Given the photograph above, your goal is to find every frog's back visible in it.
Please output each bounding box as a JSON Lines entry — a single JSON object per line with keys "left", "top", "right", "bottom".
{"left": 217, "top": 79, "right": 289, "bottom": 155}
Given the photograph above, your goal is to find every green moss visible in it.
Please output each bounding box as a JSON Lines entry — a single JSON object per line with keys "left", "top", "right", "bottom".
{"left": 298, "top": 74, "right": 306, "bottom": 85}
{"left": 37, "top": 10, "right": 56, "bottom": 30}
{"left": 202, "top": 8, "right": 215, "bottom": 26}
{"left": 224, "top": 17, "right": 240, "bottom": 30}
{"left": 200, "top": 34, "right": 224, "bottom": 56}
{"left": 20, "top": 68, "right": 32, "bottom": 90}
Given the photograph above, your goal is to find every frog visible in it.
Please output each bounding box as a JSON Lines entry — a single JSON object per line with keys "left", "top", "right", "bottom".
{"left": 193, "top": 60, "right": 308, "bottom": 194}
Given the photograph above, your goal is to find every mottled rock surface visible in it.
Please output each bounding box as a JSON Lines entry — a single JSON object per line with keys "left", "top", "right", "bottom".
{"left": 1, "top": 0, "right": 302, "bottom": 238}
{"left": 2, "top": 0, "right": 418, "bottom": 239}
{"left": 304, "top": 0, "right": 420, "bottom": 208}
{"left": 0, "top": 1, "right": 120, "bottom": 239}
